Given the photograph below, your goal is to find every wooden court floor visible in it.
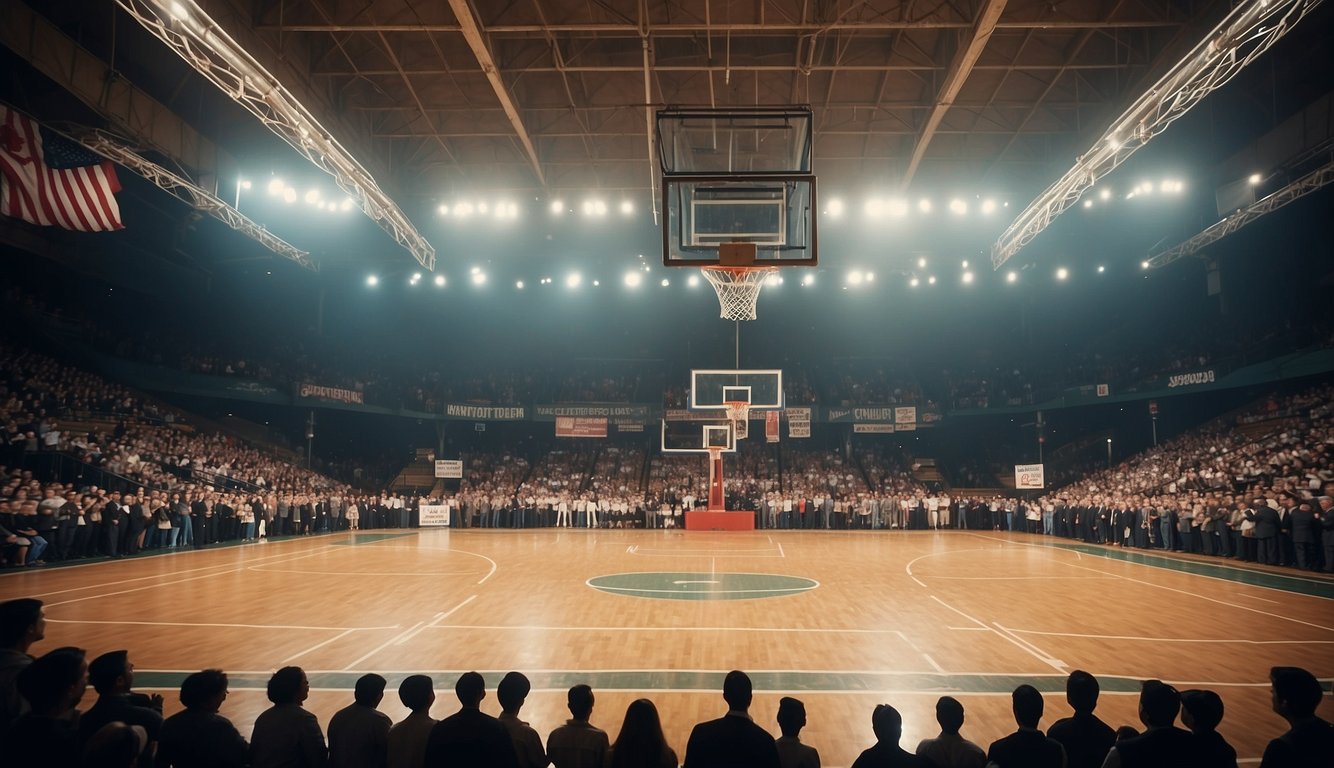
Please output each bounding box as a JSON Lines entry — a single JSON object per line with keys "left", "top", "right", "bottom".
{"left": 3, "top": 528, "right": 1332, "bottom": 766}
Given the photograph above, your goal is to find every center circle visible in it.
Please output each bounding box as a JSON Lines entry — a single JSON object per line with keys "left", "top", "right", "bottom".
{"left": 587, "top": 572, "right": 819, "bottom": 601}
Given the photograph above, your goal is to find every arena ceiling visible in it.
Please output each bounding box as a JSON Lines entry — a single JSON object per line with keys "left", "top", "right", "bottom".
{"left": 3, "top": 0, "right": 1330, "bottom": 275}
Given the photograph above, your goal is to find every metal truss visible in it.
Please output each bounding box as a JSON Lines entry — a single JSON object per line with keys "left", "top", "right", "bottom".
{"left": 1146, "top": 157, "right": 1334, "bottom": 268}
{"left": 114, "top": 0, "right": 435, "bottom": 271}
{"left": 74, "top": 130, "right": 316, "bottom": 271}
{"left": 991, "top": 0, "right": 1323, "bottom": 270}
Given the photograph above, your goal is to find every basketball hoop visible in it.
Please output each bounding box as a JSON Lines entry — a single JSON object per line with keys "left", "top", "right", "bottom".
{"left": 723, "top": 400, "right": 751, "bottom": 424}
{"left": 701, "top": 265, "right": 779, "bottom": 322}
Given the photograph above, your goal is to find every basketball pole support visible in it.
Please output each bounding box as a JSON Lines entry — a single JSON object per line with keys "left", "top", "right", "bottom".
{"left": 707, "top": 448, "right": 726, "bottom": 512}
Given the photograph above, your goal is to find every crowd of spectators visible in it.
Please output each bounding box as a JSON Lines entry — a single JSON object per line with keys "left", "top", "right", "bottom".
{"left": 2, "top": 597, "right": 1330, "bottom": 767}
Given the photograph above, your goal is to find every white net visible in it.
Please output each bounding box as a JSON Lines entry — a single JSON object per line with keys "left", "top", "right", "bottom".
{"left": 724, "top": 401, "right": 751, "bottom": 424}
{"left": 700, "top": 266, "right": 779, "bottom": 321}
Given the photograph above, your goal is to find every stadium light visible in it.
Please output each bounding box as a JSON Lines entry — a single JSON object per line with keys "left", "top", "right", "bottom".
{"left": 434, "top": 275, "right": 445, "bottom": 287}
{"left": 918, "top": 198, "right": 932, "bottom": 213}
{"left": 1097, "top": 265, "right": 1106, "bottom": 273}
{"left": 909, "top": 277, "right": 920, "bottom": 287}
{"left": 437, "top": 204, "right": 449, "bottom": 216}
{"left": 550, "top": 199, "right": 564, "bottom": 214}
{"left": 927, "top": 276, "right": 936, "bottom": 285}
{"left": 1056, "top": 267, "right": 1069, "bottom": 280}
{"left": 660, "top": 278, "right": 670, "bottom": 287}
{"left": 267, "top": 178, "right": 284, "bottom": 196}
{"left": 1141, "top": 260, "right": 1151, "bottom": 269}
{"left": 283, "top": 188, "right": 297, "bottom": 204}
{"left": 366, "top": 275, "right": 378, "bottom": 286}
{"left": 864, "top": 199, "right": 883, "bottom": 218}
{"left": 341, "top": 198, "right": 354, "bottom": 212}
{"left": 304, "top": 189, "right": 319, "bottom": 204}
{"left": 949, "top": 199, "right": 967, "bottom": 215}
{"left": 687, "top": 274, "right": 700, "bottom": 288}
{"left": 864, "top": 272, "right": 873, "bottom": 283}
{"left": 1006, "top": 271, "right": 1018, "bottom": 283}
{"left": 802, "top": 273, "right": 815, "bottom": 286}
{"left": 1099, "top": 188, "right": 1111, "bottom": 200}
{"left": 888, "top": 199, "right": 909, "bottom": 217}
{"left": 846, "top": 270, "right": 864, "bottom": 286}
{"left": 962, "top": 260, "right": 969, "bottom": 268}
{"left": 620, "top": 200, "right": 634, "bottom": 215}
{"left": 566, "top": 273, "right": 582, "bottom": 288}
{"left": 917, "top": 257, "right": 927, "bottom": 268}
{"left": 1248, "top": 172, "right": 1262, "bottom": 185}
{"left": 981, "top": 199, "right": 996, "bottom": 214}
{"left": 625, "top": 272, "right": 643, "bottom": 287}
{"left": 1083, "top": 200, "right": 1093, "bottom": 209}
{"left": 471, "top": 271, "right": 487, "bottom": 285}
{"left": 827, "top": 199, "right": 845, "bottom": 218}
{"left": 962, "top": 271, "right": 974, "bottom": 284}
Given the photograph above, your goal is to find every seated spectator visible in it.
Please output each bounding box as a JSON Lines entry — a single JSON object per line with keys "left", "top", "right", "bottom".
{"left": 387, "top": 674, "right": 436, "bottom": 768}
{"left": 84, "top": 722, "right": 150, "bottom": 768}
{"left": 77, "top": 650, "right": 164, "bottom": 765}
{"left": 1048, "top": 671, "right": 1115, "bottom": 768}
{"left": 608, "top": 698, "right": 678, "bottom": 768}
{"left": 1180, "top": 689, "right": 1236, "bottom": 768}
{"left": 497, "top": 671, "right": 546, "bottom": 768}
{"left": 157, "top": 669, "right": 248, "bottom": 768}
{"left": 547, "top": 684, "right": 609, "bottom": 768}
{"left": 3, "top": 647, "right": 87, "bottom": 768}
{"left": 1101, "top": 680, "right": 1195, "bottom": 767}
{"left": 683, "top": 670, "right": 780, "bottom": 768}
{"left": 423, "top": 671, "right": 518, "bottom": 767}
{"left": 250, "top": 666, "right": 327, "bottom": 768}
{"left": 915, "top": 695, "right": 985, "bottom": 768}
{"left": 0, "top": 597, "right": 45, "bottom": 728}
{"left": 1261, "top": 666, "right": 1334, "bottom": 768}
{"left": 986, "top": 684, "right": 1064, "bottom": 768}
{"left": 774, "top": 696, "right": 820, "bottom": 768}
{"left": 849, "top": 703, "right": 931, "bottom": 768}
{"left": 328, "top": 673, "right": 391, "bottom": 768}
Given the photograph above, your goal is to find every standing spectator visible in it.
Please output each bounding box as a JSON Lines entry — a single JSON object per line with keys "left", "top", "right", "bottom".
{"left": 423, "top": 671, "right": 518, "bottom": 767}
{"left": 1047, "top": 671, "right": 1115, "bottom": 768}
{"left": 387, "top": 675, "right": 436, "bottom": 768}
{"left": 914, "top": 696, "right": 984, "bottom": 768}
{"left": 1100, "top": 680, "right": 1195, "bottom": 767}
{"left": 849, "top": 704, "right": 931, "bottom": 768}
{"left": 497, "top": 671, "right": 546, "bottom": 768}
{"left": 683, "top": 670, "right": 780, "bottom": 768}
{"left": 250, "top": 666, "right": 328, "bottom": 768}
{"left": 547, "top": 684, "right": 610, "bottom": 768}
{"left": 608, "top": 698, "right": 678, "bottom": 768}
{"left": 1260, "top": 666, "right": 1334, "bottom": 768}
{"left": 985, "top": 685, "right": 1064, "bottom": 768}
{"left": 774, "top": 697, "right": 820, "bottom": 768}
{"left": 0, "top": 597, "right": 45, "bottom": 728}
{"left": 1180, "top": 689, "right": 1236, "bottom": 768}
{"left": 157, "top": 669, "right": 249, "bottom": 768}
{"left": 328, "top": 673, "right": 391, "bottom": 768}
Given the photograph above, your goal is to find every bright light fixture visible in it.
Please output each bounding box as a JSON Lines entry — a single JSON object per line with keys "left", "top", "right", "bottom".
{"left": 765, "top": 273, "right": 781, "bottom": 287}
{"left": 304, "top": 189, "right": 319, "bottom": 204}
{"left": 341, "top": 198, "right": 354, "bottom": 212}
{"left": 660, "top": 278, "right": 670, "bottom": 287}
{"left": 1097, "top": 265, "right": 1106, "bottom": 273}
{"left": 594, "top": 201, "right": 607, "bottom": 216}
{"left": 918, "top": 198, "right": 932, "bottom": 213}
{"left": 550, "top": 200, "right": 564, "bottom": 214}
{"left": 948, "top": 199, "right": 967, "bottom": 215}
{"left": 687, "top": 274, "right": 700, "bottom": 288}
{"left": 927, "top": 276, "right": 936, "bottom": 285}
{"left": 283, "top": 188, "right": 297, "bottom": 204}
{"left": 434, "top": 275, "right": 446, "bottom": 287}
{"left": 888, "top": 199, "right": 908, "bottom": 217}
{"left": 1248, "top": 172, "right": 1262, "bottom": 185}
{"left": 1083, "top": 200, "right": 1093, "bottom": 208}
{"left": 267, "top": 178, "right": 284, "bottom": 195}
{"left": 864, "top": 199, "right": 883, "bottom": 217}
{"left": 620, "top": 200, "right": 634, "bottom": 215}
{"left": 802, "top": 273, "right": 815, "bottom": 286}
{"left": 917, "top": 257, "right": 927, "bottom": 269}
{"left": 471, "top": 271, "right": 487, "bottom": 285}
{"left": 847, "top": 270, "right": 864, "bottom": 286}
{"left": 981, "top": 199, "right": 996, "bottom": 214}
{"left": 1056, "top": 267, "right": 1069, "bottom": 280}
{"left": 909, "top": 277, "right": 920, "bottom": 287}
{"left": 566, "top": 273, "right": 582, "bottom": 288}
{"left": 864, "top": 272, "right": 873, "bottom": 283}
{"left": 1141, "top": 260, "right": 1151, "bottom": 269}
{"left": 516, "top": 280, "right": 525, "bottom": 289}
{"left": 366, "top": 275, "right": 378, "bottom": 286}
{"left": 239, "top": 179, "right": 252, "bottom": 190}
{"left": 1006, "top": 271, "right": 1018, "bottom": 283}
{"left": 962, "top": 271, "right": 974, "bottom": 284}
{"left": 1099, "top": 188, "right": 1111, "bottom": 201}
{"left": 827, "top": 199, "right": 845, "bottom": 218}
{"left": 625, "top": 272, "right": 643, "bottom": 287}
{"left": 962, "top": 260, "right": 969, "bottom": 269}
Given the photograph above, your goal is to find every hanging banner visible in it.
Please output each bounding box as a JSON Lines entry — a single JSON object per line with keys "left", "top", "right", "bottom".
{"left": 1097, "top": 384, "right": 1110, "bottom": 397}
{"left": 1164, "top": 369, "right": 1216, "bottom": 389}
{"left": 556, "top": 416, "right": 608, "bottom": 438}
{"left": 894, "top": 406, "right": 917, "bottom": 424}
{"left": 854, "top": 424, "right": 895, "bottom": 433}
{"left": 434, "top": 459, "right": 463, "bottom": 479}
{"left": 1014, "top": 463, "right": 1045, "bottom": 489}
{"left": 296, "top": 382, "right": 364, "bottom": 405}
{"left": 825, "top": 407, "right": 895, "bottom": 423}
{"left": 535, "top": 403, "right": 653, "bottom": 422}
{"left": 765, "top": 411, "right": 780, "bottom": 443}
{"left": 418, "top": 504, "right": 451, "bottom": 527}
{"left": 734, "top": 417, "right": 749, "bottom": 440}
{"left": 617, "top": 422, "right": 644, "bottom": 432}
{"left": 444, "top": 403, "right": 527, "bottom": 421}
{"left": 786, "top": 406, "right": 811, "bottom": 438}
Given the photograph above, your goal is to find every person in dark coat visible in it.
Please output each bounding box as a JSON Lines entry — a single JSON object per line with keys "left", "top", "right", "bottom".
{"left": 683, "top": 670, "right": 780, "bottom": 768}
{"left": 1248, "top": 499, "right": 1281, "bottom": 565}
{"left": 849, "top": 704, "right": 931, "bottom": 768}
{"left": 157, "top": 669, "right": 249, "bottom": 768}
{"left": 1047, "top": 670, "right": 1115, "bottom": 768}
{"left": 985, "top": 685, "right": 1064, "bottom": 768}
{"left": 1180, "top": 689, "right": 1236, "bottom": 768}
{"left": 422, "top": 671, "right": 518, "bottom": 768}
{"left": 1100, "top": 679, "right": 1199, "bottom": 768}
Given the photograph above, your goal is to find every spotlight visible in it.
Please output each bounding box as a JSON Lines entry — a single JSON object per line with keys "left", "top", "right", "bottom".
{"left": 918, "top": 198, "right": 932, "bottom": 213}
{"left": 927, "top": 276, "right": 936, "bottom": 285}
{"left": 267, "top": 178, "right": 284, "bottom": 195}
{"left": 1099, "top": 188, "right": 1111, "bottom": 201}
{"left": 1083, "top": 200, "right": 1093, "bottom": 208}
{"left": 516, "top": 280, "right": 525, "bottom": 289}
{"left": 802, "top": 273, "right": 815, "bottom": 286}
{"left": 981, "top": 199, "right": 996, "bottom": 214}
{"left": 948, "top": 199, "right": 967, "bottom": 215}
{"left": 566, "top": 273, "right": 582, "bottom": 288}
{"left": 1097, "top": 265, "right": 1105, "bottom": 273}
{"left": 434, "top": 275, "right": 446, "bottom": 287}
{"left": 917, "top": 257, "right": 927, "bottom": 269}
{"left": 909, "top": 277, "right": 920, "bottom": 287}
{"left": 962, "top": 271, "right": 974, "bottom": 284}
{"left": 1141, "top": 260, "right": 1151, "bottom": 269}
{"left": 888, "top": 199, "right": 908, "bottom": 217}
{"left": 1006, "top": 271, "right": 1018, "bottom": 283}
{"left": 864, "top": 272, "right": 873, "bottom": 283}
{"left": 1056, "top": 267, "right": 1069, "bottom": 280}
{"left": 962, "top": 260, "right": 969, "bottom": 269}
{"left": 620, "top": 200, "right": 634, "bottom": 215}
{"left": 550, "top": 200, "right": 564, "bottom": 214}
{"left": 593, "top": 280, "right": 600, "bottom": 287}
{"left": 304, "top": 189, "right": 319, "bottom": 204}
{"left": 366, "top": 275, "right": 379, "bottom": 287}
{"left": 283, "top": 188, "right": 297, "bottom": 204}
{"left": 660, "top": 278, "right": 670, "bottom": 287}
{"left": 827, "top": 199, "right": 845, "bottom": 218}
{"left": 625, "top": 272, "right": 643, "bottom": 287}
{"left": 471, "top": 271, "right": 487, "bottom": 285}
{"left": 594, "top": 200, "right": 607, "bottom": 216}
{"left": 1248, "top": 172, "right": 1262, "bottom": 185}
{"left": 438, "top": 204, "right": 449, "bottom": 216}
{"left": 410, "top": 272, "right": 422, "bottom": 284}
{"left": 846, "top": 270, "right": 864, "bottom": 286}
{"left": 687, "top": 274, "right": 699, "bottom": 288}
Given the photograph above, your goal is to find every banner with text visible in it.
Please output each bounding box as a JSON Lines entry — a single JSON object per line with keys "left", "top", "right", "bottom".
{"left": 556, "top": 416, "right": 608, "bottom": 438}
{"left": 1163, "top": 369, "right": 1217, "bottom": 389}
{"left": 786, "top": 406, "right": 811, "bottom": 438}
{"left": 443, "top": 403, "right": 527, "bottom": 421}
{"left": 894, "top": 406, "right": 917, "bottom": 425}
{"left": 296, "top": 382, "right": 364, "bottom": 405}
{"left": 535, "top": 403, "right": 654, "bottom": 423}
{"left": 434, "top": 460, "right": 463, "bottom": 479}
{"left": 765, "top": 411, "right": 780, "bottom": 443}
{"left": 854, "top": 424, "right": 895, "bottom": 433}
{"left": 418, "top": 504, "right": 451, "bottom": 527}
{"left": 1014, "top": 463, "right": 1045, "bottom": 489}
{"left": 825, "top": 406, "right": 896, "bottom": 423}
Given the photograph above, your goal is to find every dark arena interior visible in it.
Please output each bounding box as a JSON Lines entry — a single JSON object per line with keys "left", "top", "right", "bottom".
{"left": 2, "top": 1, "right": 1333, "bottom": 766}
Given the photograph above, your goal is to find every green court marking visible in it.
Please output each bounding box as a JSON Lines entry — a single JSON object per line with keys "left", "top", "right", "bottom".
{"left": 137, "top": 669, "right": 1332, "bottom": 695}
{"left": 332, "top": 532, "right": 417, "bottom": 545}
{"left": 1001, "top": 537, "right": 1334, "bottom": 599}
{"left": 587, "top": 572, "right": 818, "bottom": 601}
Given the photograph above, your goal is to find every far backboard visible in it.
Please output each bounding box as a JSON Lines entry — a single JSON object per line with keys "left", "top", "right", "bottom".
{"left": 660, "top": 419, "right": 737, "bottom": 454}
{"left": 690, "top": 369, "right": 784, "bottom": 411}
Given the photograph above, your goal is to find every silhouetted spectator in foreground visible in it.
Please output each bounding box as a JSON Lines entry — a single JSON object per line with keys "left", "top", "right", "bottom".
{"left": 0, "top": 597, "right": 45, "bottom": 728}
{"left": 4, "top": 647, "right": 87, "bottom": 768}
{"left": 1180, "top": 689, "right": 1236, "bottom": 768}
{"left": 497, "top": 671, "right": 546, "bottom": 768}
{"left": 387, "top": 675, "right": 436, "bottom": 768}
{"left": 423, "top": 671, "right": 518, "bottom": 768}
{"left": 328, "top": 673, "right": 391, "bottom": 768}
{"left": 915, "top": 695, "right": 984, "bottom": 768}
{"left": 986, "top": 684, "right": 1065, "bottom": 768}
{"left": 250, "top": 665, "right": 327, "bottom": 768}
{"left": 78, "top": 649, "right": 164, "bottom": 766}
{"left": 775, "top": 696, "right": 820, "bottom": 768}
{"left": 157, "top": 669, "right": 248, "bottom": 768}
{"left": 1260, "top": 666, "right": 1334, "bottom": 768}
{"left": 1048, "top": 670, "right": 1115, "bottom": 768}
{"left": 1100, "top": 679, "right": 1196, "bottom": 768}
{"left": 608, "top": 698, "right": 678, "bottom": 768}
{"left": 684, "top": 670, "right": 780, "bottom": 768}
{"left": 84, "top": 722, "right": 148, "bottom": 768}
{"left": 850, "top": 703, "right": 931, "bottom": 768}
{"left": 547, "top": 684, "right": 609, "bottom": 768}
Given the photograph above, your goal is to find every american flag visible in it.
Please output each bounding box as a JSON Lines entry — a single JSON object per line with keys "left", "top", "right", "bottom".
{"left": 0, "top": 105, "right": 124, "bottom": 232}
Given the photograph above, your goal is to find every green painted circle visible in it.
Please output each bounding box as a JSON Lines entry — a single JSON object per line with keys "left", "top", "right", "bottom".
{"left": 587, "top": 572, "right": 819, "bottom": 601}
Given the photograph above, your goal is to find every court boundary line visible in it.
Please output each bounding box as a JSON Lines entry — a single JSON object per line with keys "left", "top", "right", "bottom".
{"left": 1000, "top": 627, "right": 1334, "bottom": 645}
{"left": 44, "top": 618, "right": 398, "bottom": 631}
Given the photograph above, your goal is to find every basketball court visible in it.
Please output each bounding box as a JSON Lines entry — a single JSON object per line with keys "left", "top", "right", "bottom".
{"left": 5, "top": 528, "right": 1331, "bottom": 765}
